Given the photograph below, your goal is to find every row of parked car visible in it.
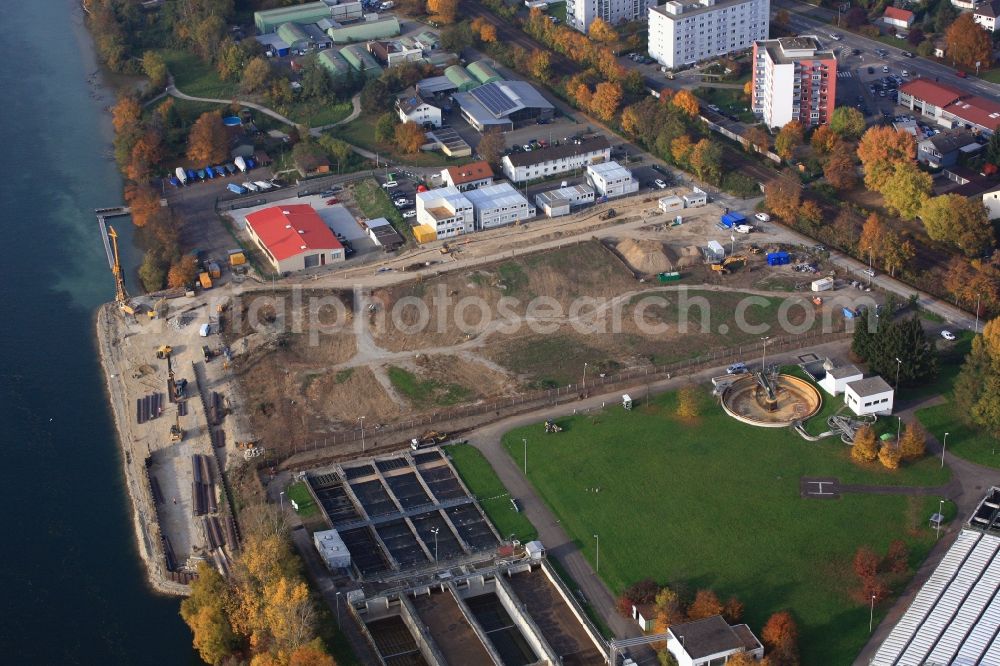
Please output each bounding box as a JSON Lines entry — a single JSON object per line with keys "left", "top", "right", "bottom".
{"left": 169, "top": 156, "right": 263, "bottom": 188}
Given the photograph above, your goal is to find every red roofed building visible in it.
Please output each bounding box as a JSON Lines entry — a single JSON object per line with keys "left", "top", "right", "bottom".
{"left": 441, "top": 161, "right": 494, "bottom": 191}
{"left": 882, "top": 6, "right": 915, "bottom": 29}
{"left": 244, "top": 205, "right": 344, "bottom": 273}
{"left": 899, "top": 79, "right": 1000, "bottom": 136}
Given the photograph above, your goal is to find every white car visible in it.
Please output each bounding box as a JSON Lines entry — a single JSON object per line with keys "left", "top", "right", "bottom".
{"left": 863, "top": 268, "right": 876, "bottom": 278}
{"left": 883, "top": 66, "right": 890, "bottom": 73}
{"left": 828, "top": 32, "right": 842, "bottom": 41}
{"left": 402, "top": 210, "right": 416, "bottom": 218}
{"left": 243, "top": 181, "right": 259, "bottom": 192}
{"left": 654, "top": 179, "right": 667, "bottom": 189}
{"left": 755, "top": 212, "right": 770, "bottom": 222}
{"left": 382, "top": 180, "right": 399, "bottom": 188}
{"left": 901, "top": 69, "right": 909, "bottom": 77}
{"left": 734, "top": 224, "right": 754, "bottom": 234}
{"left": 941, "top": 330, "right": 956, "bottom": 341}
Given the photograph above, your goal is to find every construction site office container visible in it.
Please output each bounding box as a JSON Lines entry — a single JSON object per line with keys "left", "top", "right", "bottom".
{"left": 767, "top": 251, "right": 790, "bottom": 266}
{"left": 412, "top": 224, "right": 437, "bottom": 244}
{"left": 811, "top": 277, "right": 834, "bottom": 292}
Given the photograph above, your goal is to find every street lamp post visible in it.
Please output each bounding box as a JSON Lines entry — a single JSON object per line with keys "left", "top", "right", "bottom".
{"left": 941, "top": 432, "right": 950, "bottom": 468}
{"left": 335, "top": 591, "right": 342, "bottom": 629}
{"left": 280, "top": 491, "right": 285, "bottom": 511}
{"left": 523, "top": 438, "right": 528, "bottom": 475}
{"left": 868, "top": 247, "right": 874, "bottom": 287}
{"left": 359, "top": 415, "right": 366, "bottom": 452}
{"left": 760, "top": 336, "right": 770, "bottom": 373}
{"left": 583, "top": 362, "right": 588, "bottom": 390}
{"left": 430, "top": 527, "right": 439, "bottom": 562}
{"left": 870, "top": 594, "right": 877, "bottom": 633}
{"left": 594, "top": 534, "right": 600, "bottom": 574}
{"left": 937, "top": 499, "right": 945, "bottom": 540}
{"left": 895, "top": 357, "right": 902, "bottom": 389}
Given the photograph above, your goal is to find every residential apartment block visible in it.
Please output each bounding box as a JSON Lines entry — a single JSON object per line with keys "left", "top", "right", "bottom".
{"left": 501, "top": 136, "right": 611, "bottom": 183}
{"left": 648, "top": 0, "right": 769, "bottom": 71}
{"left": 415, "top": 187, "right": 474, "bottom": 239}
{"left": 751, "top": 36, "right": 837, "bottom": 129}
{"left": 567, "top": 0, "right": 658, "bottom": 34}
{"left": 463, "top": 183, "right": 536, "bottom": 230}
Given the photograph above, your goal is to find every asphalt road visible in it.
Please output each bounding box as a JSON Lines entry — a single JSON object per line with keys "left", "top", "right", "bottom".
{"left": 776, "top": 0, "right": 1000, "bottom": 98}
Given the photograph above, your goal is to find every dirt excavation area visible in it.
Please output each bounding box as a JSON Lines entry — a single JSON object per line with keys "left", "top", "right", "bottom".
{"left": 224, "top": 234, "right": 861, "bottom": 457}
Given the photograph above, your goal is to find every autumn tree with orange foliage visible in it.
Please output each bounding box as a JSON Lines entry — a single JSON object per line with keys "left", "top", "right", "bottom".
{"left": 394, "top": 121, "right": 425, "bottom": 154}
{"left": 168, "top": 255, "right": 199, "bottom": 289}
{"left": 851, "top": 425, "right": 879, "bottom": 464}
{"left": 671, "top": 89, "right": 700, "bottom": 118}
{"left": 810, "top": 126, "right": 838, "bottom": 155}
{"left": 671, "top": 135, "right": 694, "bottom": 167}
{"left": 824, "top": 141, "right": 858, "bottom": 191}
{"left": 126, "top": 128, "right": 165, "bottom": 183}
{"left": 676, "top": 384, "right": 701, "bottom": 420}
{"left": 111, "top": 95, "right": 141, "bottom": 133}
{"left": 856, "top": 125, "right": 916, "bottom": 192}
{"left": 763, "top": 171, "right": 803, "bottom": 222}
{"left": 945, "top": 13, "right": 992, "bottom": 70}
{"left": 774, "top": 121, "right": 804, "bottom": 161}
{"left": 289, "top": 641, "right": 337, "bottom": 666}
{"left": 187, "top": 111, "right": 229, "bottom": 166}
{"left": 590, "top": 81, "right": 623, "bottom": 121}
{"left": 528, "top": 50, "right": 551, "bottom": 81}
{"left": 426, "top": 0, "right": 457, "bottom": 23}
{"left": 762, "top": 611, "right": 800, "bottom": 666}
{"left": 588, "top": 18, "right": 618, "bottom": 43}
{"left": 688, "top": 590, "right": 723, "bottom": 620}
{"left": 124, "top": 184, "right": 161, "bottom": 228}
{"left": 743, "top": 126, "right": 769, "bottom": 154}
{"left": 479, "top": 23, "right": 498, "bottom": 43}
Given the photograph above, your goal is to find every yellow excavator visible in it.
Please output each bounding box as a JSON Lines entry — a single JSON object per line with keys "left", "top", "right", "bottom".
{"left": 711, "top": 255, "right": 747, "bottom": 275}
{"left": 170, "top": 410, "right": 183, "bottom": 442}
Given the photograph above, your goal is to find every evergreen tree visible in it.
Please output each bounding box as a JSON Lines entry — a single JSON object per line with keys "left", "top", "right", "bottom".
{"left": 900, "top": 423, "right": 927, "bottom": 460}
{"left": 852, "top": 316, "right": 875, "bottom": 361}
{"left": 988, "top": 131, "right": 1000, "bottom": 165}
{"left": 855, "top": 316, "right": 937, "bottom": 386}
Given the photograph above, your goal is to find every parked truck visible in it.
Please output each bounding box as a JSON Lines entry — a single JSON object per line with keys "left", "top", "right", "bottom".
{"left": 227, "top": 183, "right": 247, "bottom": 195}
{"left": 811, "top": 277, "right": 834, "bottom": 292}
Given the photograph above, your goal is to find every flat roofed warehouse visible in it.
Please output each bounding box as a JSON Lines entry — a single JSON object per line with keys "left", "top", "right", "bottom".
{"left": 454, "top": 81, "right": 555, "bottom": 132}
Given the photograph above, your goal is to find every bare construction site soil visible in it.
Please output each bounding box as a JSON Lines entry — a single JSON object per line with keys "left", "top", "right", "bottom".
{"left": 226, "top": 239, "right": 842, "bottom": 456}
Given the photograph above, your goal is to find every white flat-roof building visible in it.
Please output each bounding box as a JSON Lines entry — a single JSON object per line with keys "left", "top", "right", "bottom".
{"left": 648, "top": 0, "right": 770, "bottom": 70}
{"left": 313, "top": 529, "right": 351, "bottom": 570}
{"left": 587, "top": 161, "right": 638, "bottom": 199}
{"left": 535, "top": 184, "right": 596, "bottom": 217}
{"left": 817, "top": 361, "right": 863, "bottom": 396}
{"left": 684, "top": 187, "right": 708, "bottom": 207}
{"left": 501, "top": 136, "right": 611, "bottom": 183}
{"left": 415, "top": 187, "right": 474, "bottom": 238}
{"left": 844, "top": 376, "right": 894, "bottom": 416}
{"left": 871, "top": 488, "right": 1000, "bottom": 666}
{"left": 666, "top": 616, "right": 764, "bottom": 666}
{"left": 568, "top": 0, "right": 658, "bottom": 34}
{"left": 658, "top": 195, "right": 684, "bottom": 212}
{"left": 464, "top": 183, "right": 536, "bottom": 230}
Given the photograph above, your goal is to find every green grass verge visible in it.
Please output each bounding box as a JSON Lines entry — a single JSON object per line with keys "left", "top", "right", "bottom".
{"left": 286, "top": 481, "right": 320, "bottom": 518}
{"left": 334, "top": 115, "right": 473, "bottom": 167}
{"left": 387, "top": 366, "right": 472, "bottom": 407}
{"left": 448, "top": 444, "right": 538, "bottom": 542}
{"left": 917, "top": 401, "right": 1000, "bottom": 469}
{"left": 160, "top": 49, "right": 237, "bottom": 99}
{"left": 350, "top": 178, "right": 413, "bottom": 241}
{"left": 285, "top": 99, "right": 354, "bottom": 127}
{"left": 501, "top": 388, "right": 950, "bottom": 664}
{"left": 549, "top": 1, "right": 567, "bottom": 23}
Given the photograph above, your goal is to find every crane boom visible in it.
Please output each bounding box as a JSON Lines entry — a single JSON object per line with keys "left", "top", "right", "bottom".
{"left": 108, "top": 225, "right": 131, "bottom": 310}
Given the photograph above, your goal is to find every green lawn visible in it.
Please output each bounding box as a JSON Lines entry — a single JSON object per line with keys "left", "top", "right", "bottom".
{"left": 917, "top": 401, "right": 1000, "bottom": 469}
{"left": 285, "top": 99, "right": 354, "bottom": 127}
{"left": 350, "top": 178, "right": 413, "bottom": 241}
{"left": 501, "top": 388, "right": 950, "bottom": 664}
{"left": 548, "top": 1, "right": 567, "bottom": 23}
{"left": 448, "top": 444, "right": 538, "bottom": 543}
{"left": 285, "top": 481, "right": 320, "bottom": 518}
{"left": 387, "top": 365, "right": 472, "bottom": 407}
{"left": 160, "top": 49, "right": 237, "bottom": 99}
{"left": 334, "top": 115, "right": 474, "bottom": 167}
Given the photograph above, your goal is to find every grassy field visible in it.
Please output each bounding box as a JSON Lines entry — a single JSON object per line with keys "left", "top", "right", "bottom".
{"left": 285, "top": 481, "right": 320, "bottom": 518}
{"left": 350, "top": 178, "right": 413, "bottom": 241}
{"left": 917, "top": 402, "right": 1000, "bottom": 468}
{"left": 693, "top": 87, "right": 756, "bottom": 123}
{"left": 387, "top": 366, "right": 472, "bottom": 407}
{"left": 501, "top": 388, "right": 950, "bottom": 664}
{"left": 334, "top": 115, "right": 474, "bottom": 167}
{"left": 448, "top": 444, "right": 538, "bottom": 543}
{"left": 160, "top": 49, "right": 237, "bottom": 99}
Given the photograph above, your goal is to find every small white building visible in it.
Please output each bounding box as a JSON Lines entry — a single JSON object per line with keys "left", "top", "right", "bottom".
{"left": 684, "top": 187, "right": 708, "bottom": 208}
{"left": 415, "top": 186, "right": 474, "bottom": 238}
{"left": 818, "top": 361, "right": 863, "bottom": 397}
{"left": 632, "top": 604, "right": 656, "bottom": 632}
{"left": 535, "top": 184, "right": 595, "bottom": 217}
{"left": 706, "top": 240, "right": 725, "bottom": 262}
{"left": 396, "top": 92, "right": 441, "bottom": 128}
{"left": 951, "top": 0, "right": 976, "bottom": 10}
{"left": 658, "top": 195, "right": 684, "bottom": 213}
{"left": 666, "top": 616, "right": 764, "bottom": 666}
{"left": 845, "top": 376, "right": 894, "bottom": 416}
{"left": 314, "top": 529, "right": 351, "bottom": 570}
{"left": 441, "top": 161, "right": 494, "bottom": 191}
{"left": 464, "top": 183, "right": 536, "bottom": 230}
{"left": 882, "top": 6, "right": 915, "bottom": 30}
{"left": 587, "top": 161, "right": 638, "bottom": 199}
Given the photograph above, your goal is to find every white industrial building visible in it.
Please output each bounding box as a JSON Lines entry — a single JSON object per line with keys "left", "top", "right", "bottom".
{"left": 567, "top": 0, "right": 658, "bottom": 34}
{"left": 313, "top": 529, "right": 351, "bottom": 570}
{"left": 535, "top": 184, "right": 595, "bottom": 217}
{"left": 871, "top": 488, "right": 1000, "bottom": 666}
{"left": 587, "top": 161, "right": 638, "bottom": 198}
{"left": 415, "top": 187, "right": 474, "bottom": 238}
{"left": 501, "top": 136, "right": 611, "bottom": 183}
{"left": 464, "top": 183, "right": 536, "bottom": 230}
{"left": 665, "top": 616, "right": 764, "bottom": 666}
{"left": 648, "top": 0, "right": 770, "bottom": 70}
{"left": 817, "top": 361, "right": 863, "bottom": 397}
{"left": 844, "top": 376, "right": 894, "bottom": 416}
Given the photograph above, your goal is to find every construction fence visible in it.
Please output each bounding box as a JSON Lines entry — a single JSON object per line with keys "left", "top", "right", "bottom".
{"left": 276, "top": 327, "right": 852, "bottom": 466}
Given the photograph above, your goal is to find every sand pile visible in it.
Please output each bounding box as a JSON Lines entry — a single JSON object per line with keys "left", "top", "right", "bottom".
{"left": 617, "top": 239, "right": 676, "bottom": 274}
{"left": 677, "top": 245, "right": 703, "bottom": 268}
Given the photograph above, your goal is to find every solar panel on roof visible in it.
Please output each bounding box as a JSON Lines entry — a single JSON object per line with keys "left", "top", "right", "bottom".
{"left": 473, "top": 83, "right": 516, "bottom": 118}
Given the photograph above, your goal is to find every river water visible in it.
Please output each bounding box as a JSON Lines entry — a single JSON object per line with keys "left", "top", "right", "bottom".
{"left": 0, "top": 1, "right": 196, "bottom": 662}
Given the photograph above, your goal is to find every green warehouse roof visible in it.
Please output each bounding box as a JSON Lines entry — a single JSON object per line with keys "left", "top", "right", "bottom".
{"left": 254, "top": 1, "right": 330, "bottom": 33}
{"left": 339, "top": 44, "right": 383, "bottom": 78}
{"left": 327, "top": 16, "right": 400, "bottom": 44}
{"left": 445, "top": 65, "right": 477, "bottom": 92}
{"left": 467, "top": 59, "right": 503, "bottom": 85}
{"left": 276, "top": 22, "right": 310, "bottom": 49}
{"left": 317, "top": 50, "right": 352, "bottom": 79}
